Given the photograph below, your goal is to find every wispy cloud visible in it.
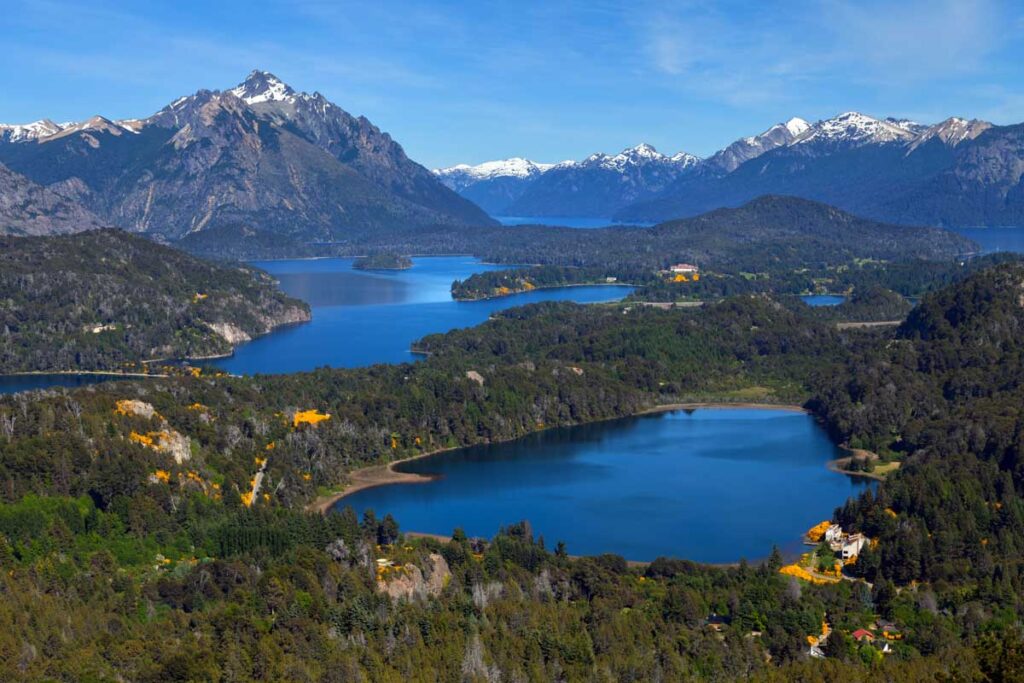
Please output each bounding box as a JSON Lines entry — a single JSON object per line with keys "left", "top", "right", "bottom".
{"left": 637, "top": 0, "right": 1014, "bottom": 106}
{"left": 3, "top": 0, "right": 1023, "bottom": 167}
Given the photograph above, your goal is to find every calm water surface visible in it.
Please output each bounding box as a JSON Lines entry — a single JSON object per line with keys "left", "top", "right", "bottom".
{"left": 494, "top": 216, "right": 653, "bottom": 229}
{"left": 951, "top": 226, "right": 1024, "bottom": 254}
{"left": 335, "top": 408, "right": 870, "bottom": 563}
{"left": 0, "top": 257, "right": 630, "bottom": 392}
{"left": 214, "top": 256, "right": 632, "bottom": 375}
{"left": 0, "top": 374, "right": 132, "bottom": 395}
{"left": 495, "top": 217, "right": 1024, "bottom": 251}
{"left": 801, "top": 295, "right": 846, "bottom": 307}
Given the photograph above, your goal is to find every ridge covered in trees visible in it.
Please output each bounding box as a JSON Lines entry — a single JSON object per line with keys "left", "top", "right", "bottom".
{"left": 0, "top": 230, "right": 309, "bottom": 372}
{"left": 3, "top": 258, "right": 1024, "bottom": 678}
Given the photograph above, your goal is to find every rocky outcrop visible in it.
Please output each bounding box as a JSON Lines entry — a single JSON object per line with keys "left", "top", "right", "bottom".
{"left": 377, "top": 553, "right": 451, "bottom": 600}
{"left": 207, "top": 322, "right": 251, "bottom": 345}
{"left": 0, "top": 162, "right": 103, "bottom": 236}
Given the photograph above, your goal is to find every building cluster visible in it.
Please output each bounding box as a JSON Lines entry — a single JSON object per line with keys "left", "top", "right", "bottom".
{"left": 662, "top": 263, "right": 701, "bottom": 283}
{"left": 807, "top": 521, "right": 868, "bottom": 561}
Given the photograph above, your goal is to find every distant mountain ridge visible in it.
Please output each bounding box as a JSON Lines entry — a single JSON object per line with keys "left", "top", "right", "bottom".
{"left": 436, "top": 111, "right": 1017, "bottom": 227}
{"left": 435, "top": 143, "right": 701, "bottom": 217}
{"left": 0, "top": 70, "right": 495, "bottom": 245}
{"left": 616, "top": 112, "right": 1011, "bottom": 226}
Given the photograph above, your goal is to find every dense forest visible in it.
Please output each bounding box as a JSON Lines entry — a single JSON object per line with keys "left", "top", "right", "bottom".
{"left": 0, "top": 230, "right": 309, "bottom": 372}
{"left": 4, "top": 262, "right": 1024, "bottom": 678}
{"left": 178, "top": 196, "right": 976, "bottom": 269}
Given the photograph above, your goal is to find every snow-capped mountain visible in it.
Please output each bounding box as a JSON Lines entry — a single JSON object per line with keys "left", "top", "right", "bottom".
{"left": 615, "top": 110, "right": 1024, "bottom": 227}
{"left": 0, "top": 116, "right": 142, "bottom": 145}
{"left": 435, "top": 158, "right": 555, "bottom": 192}
{"left": 706, "top": 118, "right": 810, "bottom": 173}
{"left": 228, "top": 70, "right": 297, "bottom": 104}
{"left": 0, "top": 119, "right": 66, "bottom": 143}
{"left": 501, "top": 144, "right": 703, "bottom": 218}
{"left": 573, "top": 143, "right": 701, "bottom": 172}
{"left": 792, "top": 111, "right": 920, "bottom": 148}
{"left": 433, "top": 144, "right": 701, "bottom": 216}
{"left": 0, "top": 70, "right": 494, "bottom": 244}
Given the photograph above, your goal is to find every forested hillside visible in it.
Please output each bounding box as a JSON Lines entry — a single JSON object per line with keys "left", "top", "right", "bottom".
{"left": 811, "top": 263, "right": 1024, "bottom": 589}
{"left": 0, "top": 230, "right": 309, "bottom": 371}
{"left": 3, "top": 266, "right": 1024, "bottom": 678}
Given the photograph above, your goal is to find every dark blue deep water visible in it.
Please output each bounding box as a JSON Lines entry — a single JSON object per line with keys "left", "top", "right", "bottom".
{"left": 214, "top": 256, "right": 632, "bottom": 375}
{"left": 334, "top": 408, "right": 870, "bottom": 563}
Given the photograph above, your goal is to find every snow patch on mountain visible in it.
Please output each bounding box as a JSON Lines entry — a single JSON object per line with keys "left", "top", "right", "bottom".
{"left": 579, "top": 144, "right": 701, "bottom": 171}
{"left": 785, "top": 117, "right": 810, "bottom": 137}
{"left": 229, "top": 70, "right": 297, "bottom": 105}
{"left": 794, "top": 112, "right": 919, "bottom": 146}
{"left": 0, "top": 119, "right": 65, "bottom": 143}
{"left": 435, "top": 158, "right": 555, "bottom": 182}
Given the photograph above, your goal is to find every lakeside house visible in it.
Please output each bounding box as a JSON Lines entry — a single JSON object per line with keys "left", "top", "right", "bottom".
{"left": 669, "top": 263, "right": 699, "bottom": 274}
{"left": 841, "top": 533, "right": 868, "bottom": 560}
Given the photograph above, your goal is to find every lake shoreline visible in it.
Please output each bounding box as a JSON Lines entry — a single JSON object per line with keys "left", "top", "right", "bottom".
{"left": 453, "top": 281, "right": 635, "bottom": 303}
{"left": 401, "top": 531, "right": 745, "bottom": 569}
{"left": 827, "top": 448, "right": 897, "bottom": 481}
{"left": 310, "top": 400, "right": 810, "bottom": 516}
{"left": 2, "top": 370, "right": 169, "bottom": 379}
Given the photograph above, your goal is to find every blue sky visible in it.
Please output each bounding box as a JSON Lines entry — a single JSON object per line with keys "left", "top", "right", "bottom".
{"left": 3, "top": 0, "right": 1023, "bottom": 168}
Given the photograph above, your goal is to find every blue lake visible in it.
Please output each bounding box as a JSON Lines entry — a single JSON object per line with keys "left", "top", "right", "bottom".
{"left": 0, "top": 256, "right": 630, "bottom": 391}
{"left": 214, "top": 256, "right": 632, "bottom": 375}
{"left": 493, "top": 217, "right": 1024, "bottom": 251}
{"left": 0, "top": 374, "right": 133, "bottom": 395}
{"left": 335, "top": 407, "right": 870, "bottom": 563}
{"left": 494, "top": 215, "right": 653, "bottom": 229}
{"left": 952, "top": 226, "right": 1024, "bottom": 254}
{"left": 801, "top": 295, "right": 846, "bottom": 307}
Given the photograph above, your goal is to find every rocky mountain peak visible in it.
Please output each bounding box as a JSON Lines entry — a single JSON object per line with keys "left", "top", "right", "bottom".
{"left": 784, "top": 117, "right": 810, "bottom": 137}
{"left": 229, "top": 70, "right": 297, "bottom": 105}
{"left": 907, "top": 116, "right": 993, "bottom": 151}
{"left": 0, "top": 119, "right": 65, "bottom": 143}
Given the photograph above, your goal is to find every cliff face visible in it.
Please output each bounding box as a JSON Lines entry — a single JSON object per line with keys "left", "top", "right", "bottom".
{"left": 377, "top": 553, "right": 451, "bottom": 600}
{"left": 0, "top": 162, "right": 104, "bottom": 235}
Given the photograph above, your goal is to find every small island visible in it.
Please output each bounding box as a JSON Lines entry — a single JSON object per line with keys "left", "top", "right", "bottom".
{"left": 353, "top": 253, "right": 413, "bottom": 271}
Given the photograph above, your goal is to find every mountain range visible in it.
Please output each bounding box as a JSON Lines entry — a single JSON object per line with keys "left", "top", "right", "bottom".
{"left": 436, "top": 112, "right": 1023, "bottom": 228}
{"left": 435, "top": 143, "right": 703, "bottom": 217}
{"left": 433, "top": 118, "right": 810, "bottom": 218}
{"left": 0, "top": 71, "right": 494, "bottom": 244}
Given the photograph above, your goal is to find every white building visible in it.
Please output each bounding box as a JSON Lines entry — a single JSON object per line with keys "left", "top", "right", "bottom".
{"left": 824, "top": 524, "right": 843, "bottom": 543}
{"left": 842, "top": 533, "right": 867, "bottom": 560}
{"left": 669, "top": 263, "right": 699, "bottom": 274}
